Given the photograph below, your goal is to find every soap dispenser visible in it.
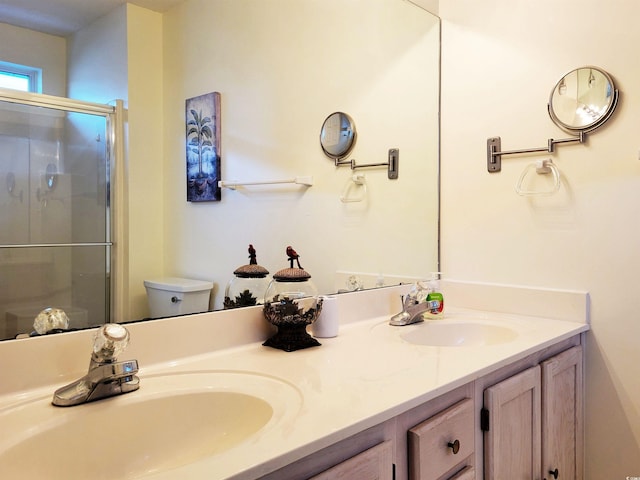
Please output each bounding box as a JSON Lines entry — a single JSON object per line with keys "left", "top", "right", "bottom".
{"left": 424, "top": 272, "right": 444, "bottom": 319}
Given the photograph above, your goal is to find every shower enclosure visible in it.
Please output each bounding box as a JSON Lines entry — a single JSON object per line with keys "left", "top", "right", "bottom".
{"left": 0, "top": 89, "right": 121, "bottom": 340}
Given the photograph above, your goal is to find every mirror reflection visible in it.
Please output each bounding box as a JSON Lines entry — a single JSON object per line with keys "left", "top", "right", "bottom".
{"left": 548, "top": 66, "right": 619, "bottom": 133}
{"left": 0, "top": 97, "right": 110, "bottom": 340}
{"left": 0, "top": 0, "right": 441, "bottom": 340}
{"left": 320, "top": 112, "right": 357, "bottom": 160}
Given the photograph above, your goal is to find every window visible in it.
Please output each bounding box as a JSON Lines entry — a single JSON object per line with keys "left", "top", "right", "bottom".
{"left": 0, "top": 61, "right": 41, "bottom": 93}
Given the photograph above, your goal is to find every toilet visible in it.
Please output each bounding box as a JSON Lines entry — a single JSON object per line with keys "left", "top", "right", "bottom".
{"left": 143, "top": 277, "right": 213, "bottom": 318}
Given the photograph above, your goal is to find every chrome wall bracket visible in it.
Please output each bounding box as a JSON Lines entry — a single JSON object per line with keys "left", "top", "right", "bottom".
{"left": 336, "top": 148, "right": 399, "bottom": 179}
{"left": 487, "top": 132, "right": 585, "bottom": 173}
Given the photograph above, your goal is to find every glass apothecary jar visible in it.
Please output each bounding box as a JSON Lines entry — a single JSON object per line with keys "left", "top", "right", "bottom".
{"left": 262, "top": 247, "right": 323, "bottom": 351}
{"left": 224, "top": 244, "right": 269, "bottom": 309}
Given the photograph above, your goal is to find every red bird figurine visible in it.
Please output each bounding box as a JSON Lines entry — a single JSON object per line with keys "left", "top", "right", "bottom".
{"left": 286, "top": 246, "right": 303, "bottom": 269}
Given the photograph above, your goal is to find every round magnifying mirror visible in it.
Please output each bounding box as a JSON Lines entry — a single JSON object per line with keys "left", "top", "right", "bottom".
{"left": 320, "top": 112, "right": 356, "bottom": 160}
{"left": 548, "top": 66, "right": 619, "bottom": 134}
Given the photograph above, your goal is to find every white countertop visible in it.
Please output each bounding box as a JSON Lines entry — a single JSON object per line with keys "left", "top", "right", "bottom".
{"left": 0, "top": 282, "right": 590, "bottom": 480}
{"left": 143, "top": 308, "right": 587, "bottom": 479}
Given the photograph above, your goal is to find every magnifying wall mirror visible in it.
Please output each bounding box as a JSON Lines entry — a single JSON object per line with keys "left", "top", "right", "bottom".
{"left": 320, "top": 112, "right": 356, "bottom": 160}
{"left": 548, "top": 66, "right": 619, "bottom": 134}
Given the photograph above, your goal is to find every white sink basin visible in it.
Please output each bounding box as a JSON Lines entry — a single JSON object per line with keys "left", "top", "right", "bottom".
{"left": 371, "top": 312, "right": 521, "bottom": 347}
{"left": 0, "top": 371, "right": 301, "bottom": 479}
{"left": 400, "top": 321, "right": 518, "bottom": 346}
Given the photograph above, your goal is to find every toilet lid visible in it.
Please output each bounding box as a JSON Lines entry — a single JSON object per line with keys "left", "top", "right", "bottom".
{"left": 143, "top": 277, "right": 213, "bottom": 293}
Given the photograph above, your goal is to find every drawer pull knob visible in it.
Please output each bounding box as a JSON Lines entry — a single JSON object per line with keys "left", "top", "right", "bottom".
{"left": 549, "top": 468, "right": 559, "bottom": 479}
{"left": 447, "top": 439, "right": 460, "bottom": 454}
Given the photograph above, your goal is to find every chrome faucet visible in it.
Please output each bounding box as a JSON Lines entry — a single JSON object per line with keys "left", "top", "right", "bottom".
{"left": 389, "top": 281, "right": 440, "bottom": 326}
{"left": 52, "top": 324, "right": 140, "bottom": 407}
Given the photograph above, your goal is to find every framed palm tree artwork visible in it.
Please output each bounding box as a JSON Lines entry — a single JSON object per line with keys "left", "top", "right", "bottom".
{"left": 186, "top": 92, "right": 221, "bottom": 202}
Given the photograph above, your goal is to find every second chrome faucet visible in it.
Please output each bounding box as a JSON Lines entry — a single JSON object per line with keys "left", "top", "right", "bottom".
{"left": 389, "top": 280, "right": 441, "bottom": 326}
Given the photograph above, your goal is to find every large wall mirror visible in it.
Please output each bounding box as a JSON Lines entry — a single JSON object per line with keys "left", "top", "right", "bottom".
{"left": 0, "top": 0, "right": 440, "bottom": 340}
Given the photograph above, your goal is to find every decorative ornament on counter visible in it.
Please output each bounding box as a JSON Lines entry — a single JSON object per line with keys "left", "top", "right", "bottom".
{"left": 224, "top": 244, "right": 270, "bottom": 309}
{"left": 262, "top": 246, "right": 323, "bottom": 352}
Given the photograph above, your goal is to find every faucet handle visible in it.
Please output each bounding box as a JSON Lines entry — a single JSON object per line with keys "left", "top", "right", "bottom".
{"left": 33, "top": 307, "right": 70, "bottom": 334}
{"left": 92, "top": 324, "right": 130, "bottom": 363}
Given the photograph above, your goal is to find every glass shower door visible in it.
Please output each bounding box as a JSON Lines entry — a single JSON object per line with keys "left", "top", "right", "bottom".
{"left": 0, "top": 92, "right": 115, "bottom": 340}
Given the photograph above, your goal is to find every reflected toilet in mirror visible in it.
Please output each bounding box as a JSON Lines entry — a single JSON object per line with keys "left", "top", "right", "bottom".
{"left": 143, "top": 277, "right": 213, "bottom": 319}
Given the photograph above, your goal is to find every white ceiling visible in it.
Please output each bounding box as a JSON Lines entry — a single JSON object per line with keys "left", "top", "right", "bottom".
{"left": 0, "top": 0, "right": 184, "bottom": 37}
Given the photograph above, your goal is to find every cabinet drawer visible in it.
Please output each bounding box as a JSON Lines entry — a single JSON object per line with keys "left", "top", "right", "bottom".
{"left": 308, "top": 440, "right": 393, "bottom": 480}
{"left": 449, "top": 465, "right": 475, "bottom": 480}
{"left": 408, "top": 398, "right": 474, "bottom": 480}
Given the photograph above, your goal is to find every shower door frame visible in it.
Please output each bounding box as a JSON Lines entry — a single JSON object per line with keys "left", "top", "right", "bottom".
{"left": 0, "top": 88, "right": 123, "bottom": 328}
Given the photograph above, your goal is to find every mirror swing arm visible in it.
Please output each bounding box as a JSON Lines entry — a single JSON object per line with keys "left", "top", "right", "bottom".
{"left": 487, "top": 132, "right": 585, "bottom": 173}
{"left": 334, "top": 149, "right": 399, "bottom": 180}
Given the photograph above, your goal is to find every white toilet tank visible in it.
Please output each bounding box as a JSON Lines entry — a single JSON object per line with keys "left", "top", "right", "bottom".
{"left": 144, "top": 277, "right": 213, "bottom": 318}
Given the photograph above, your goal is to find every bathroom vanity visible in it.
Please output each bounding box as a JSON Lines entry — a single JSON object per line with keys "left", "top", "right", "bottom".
{"left": 0, "top": 282, "right": 588, "bottom": 480}
{"left": 260, "top": 335, "right": 582, "bottom": 480}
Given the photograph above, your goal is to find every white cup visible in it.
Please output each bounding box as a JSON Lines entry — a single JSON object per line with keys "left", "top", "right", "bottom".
{"left": 312, "top": 295, "right": 339, "bottom": 338}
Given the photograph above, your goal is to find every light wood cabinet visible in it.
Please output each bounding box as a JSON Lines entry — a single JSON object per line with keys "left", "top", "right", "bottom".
{"left": 309, "top": 440, "right": 393, "bottom": 480}
{"left": 408, "top": 398, "right": 474, "bottom": 480}
{"left": 541, "top": 346, "right": 584, "bottom": 480}
{"left": 258, "top": 421, "right": 394, "bottom": 480}
{"left": 448, "top": 466, "right": 475, "bottom": 480}
{"left": 260, "top": 340, "right": 583, "bottom": 480}
{"left": 483, "top": 365, "right": 542, "bottom": 478}
{"left": 482, "top": 346, "right": 583, "bottom": 480}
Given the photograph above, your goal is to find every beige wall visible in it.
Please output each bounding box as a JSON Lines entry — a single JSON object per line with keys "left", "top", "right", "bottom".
{"left": 161, "top": 0, "right": 440, "bottom": 309}
{"left": 67, "top": 4, "right": 164, "bottom": 321}
{"left": 440, "top": 0, "right": 640, "bottom": 476}
{"left": 67, "top": 6, "right": 127, "bottom": 103}
{"left": 125, "top": 4, "right": 164, "bottom": 320}
{"left": 410, "top": 0, "right": 438, "bottom": 14}
{"left": 0, "top": 22, "right": 66, "bottom": 96}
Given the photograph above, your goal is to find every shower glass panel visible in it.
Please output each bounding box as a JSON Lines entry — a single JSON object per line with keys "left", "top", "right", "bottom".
{"left": 0, "top": 92, "right": 116, "bottom": 340}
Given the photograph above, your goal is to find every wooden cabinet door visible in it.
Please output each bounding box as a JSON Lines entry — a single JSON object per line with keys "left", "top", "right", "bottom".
{"left": 483, "top": 365, "right": 542, "bottom": 480}
{"left": 541, "top": 346, "right": 583, "bottom": 480}
{"left": 308, "top": 440, "right": 393, "bottom": 480}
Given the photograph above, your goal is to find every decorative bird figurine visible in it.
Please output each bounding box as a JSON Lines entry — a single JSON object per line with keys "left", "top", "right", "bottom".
{"left": 248, "top": 244, "right": 257, "bottom": 265}
{"left": 286, "top": 246, "right": 303, "bottom": 269}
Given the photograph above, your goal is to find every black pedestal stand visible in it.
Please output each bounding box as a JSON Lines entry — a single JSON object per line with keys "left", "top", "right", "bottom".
{"left": 263, "top": 324, "right": 321, "bottom": 352}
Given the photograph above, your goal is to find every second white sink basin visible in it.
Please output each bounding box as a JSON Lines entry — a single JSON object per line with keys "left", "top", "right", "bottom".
{"left": 400, "top": 320, "right": 518, "bottom": 346}
{"left": 0, "top": 370, "right": 302, "bottom": 479}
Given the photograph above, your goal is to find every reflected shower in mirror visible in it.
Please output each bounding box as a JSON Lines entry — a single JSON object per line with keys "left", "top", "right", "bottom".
{"left": 0, "top": 96, "right": 113, "bottom": 340}
{"left": 548, "top": 66, "right": 619, "bottom": 133}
